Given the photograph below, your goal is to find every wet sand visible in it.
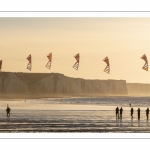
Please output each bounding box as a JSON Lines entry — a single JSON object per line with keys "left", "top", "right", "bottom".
{"left": 0, "top": 97, "right": 150, "bottom": 132}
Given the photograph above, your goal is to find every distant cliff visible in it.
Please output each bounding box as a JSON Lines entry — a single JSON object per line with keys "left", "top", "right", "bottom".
{"left": 127, "top": 83, "right": 150, "bottom": 96}
{"left": 0, "top": 72, "right": 128, "bottom": 97}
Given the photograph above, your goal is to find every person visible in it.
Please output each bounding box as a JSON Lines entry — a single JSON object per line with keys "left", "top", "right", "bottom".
{"left": 137, "top": 108, "right": 140, "bottom": 120}
{"left": 120, "top": 107, "right": 123, "bottom": 118}
{"left": 131, "top": 107, "right": 134, "bottom": 119}
{"left": 130, "top": 103, "right": 131, "bottom": 107}
{"left": 116, "top": 107, "right": 119, "bottom": 118}
{"left": 6, "top": 104, "right": 11, "bottom": 117}
{"left": 146, "top": 108, "right": 149, "bottom": 120}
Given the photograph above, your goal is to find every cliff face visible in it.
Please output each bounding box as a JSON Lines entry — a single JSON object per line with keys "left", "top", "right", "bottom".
{"left": 0, "top": 72, "right": 128, "bottom": 96}
{"left": 127, "top": 83, "right": 150, "bottom": 95}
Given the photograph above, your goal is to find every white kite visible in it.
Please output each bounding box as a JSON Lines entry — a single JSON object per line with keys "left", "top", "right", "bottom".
{"left": 45, "top": 53, "right": 52, "bottom": 70}
{"left": 73, "top": 53, "right": 80, "bottom": 70}
{"left": 27, "top": 54, "right": 32, "bottom": 71}
{"left": 103, "top": 56, "right": 110, "bottom": 74}
{"left": 141, "top": 54, "right": 148, "bottom": 71}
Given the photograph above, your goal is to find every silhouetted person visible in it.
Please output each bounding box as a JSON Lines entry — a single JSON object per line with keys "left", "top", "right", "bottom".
{"left": 146, "top": 108, "right": 149, "bottom": 120}
{"left": 137, "top": 108, "right": 140, "bottom": 120}
{"left": 120, "top": 107, "right": 123, "bottom": 118}
{"left": 116, "top": 107, "right": 119, "bottom": 118}
{"left": 131, "top": 107, "right": 134, "bottom": 119}
{"left": 130, "top": 103, "right": 131, "bottom": 107}
{"left": 6, "top": 104, "right": 11, "bottom": 117}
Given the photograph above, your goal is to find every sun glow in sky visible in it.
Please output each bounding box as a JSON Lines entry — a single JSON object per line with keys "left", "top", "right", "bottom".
{"left": 1, "top": 17, "right": 150, "bottom": 83}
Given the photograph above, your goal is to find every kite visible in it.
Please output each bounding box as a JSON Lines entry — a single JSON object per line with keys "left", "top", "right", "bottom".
{"left": 103, "top": 56, "right": 110, "bottom": 74}
{"left": 45, "top": 53, "right": 52, "bottom": 70}
{"left": 73, "top": 53, "right": 80, "bottom": 70}
{"left": 27, "top": 54, "right": 32, "bottom": 71}
{"left": 141, "top": 54, "right": 148, "bottom": 71}
{"left": 0, "top": 60, "right": 2, "bottom": 71}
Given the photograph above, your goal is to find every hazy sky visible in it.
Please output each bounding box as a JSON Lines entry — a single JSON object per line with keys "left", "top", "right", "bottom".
{"left": 0, "top": 17, "right": 150, "bottom": 83}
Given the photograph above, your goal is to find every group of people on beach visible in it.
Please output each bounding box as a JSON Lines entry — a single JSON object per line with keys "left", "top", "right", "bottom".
{"left": 5, "top": 103, "right": 150, "bottom": 120}
{"left": 116, "top": 103, "right": 149, "bottom": 120}
{"left": 116, "top": 107, "right": 123, "bottom": 119}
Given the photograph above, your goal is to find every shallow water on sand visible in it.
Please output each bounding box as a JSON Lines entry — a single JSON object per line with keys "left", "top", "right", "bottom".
{"left": 1, "top": 96, "right": 150, "bottom": 132}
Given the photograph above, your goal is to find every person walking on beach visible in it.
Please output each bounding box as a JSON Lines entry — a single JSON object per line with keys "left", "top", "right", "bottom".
{"left": 146, "top": 108, "right": 149, "bottom": 120}
{"left": 131, "top": 107, "right": 134, "bottom": 119}
{"left": 120, "top": 107, "right": 123, "bottom": 119}
{"left": 6, "top": 104, "right": 11, "bottom": 117}
{"left": 137, "top": 108, "right": 140, "bottom": 120}
{"left": 116, "top": 107, "right": 119, "bottom": 118}
{"left": 130, "top": 103, "right": 131, "bottom": 107}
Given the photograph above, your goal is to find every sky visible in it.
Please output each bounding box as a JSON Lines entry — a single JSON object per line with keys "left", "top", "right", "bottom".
{"left": 0, "top": 17, "right": 150, "bottom": 83}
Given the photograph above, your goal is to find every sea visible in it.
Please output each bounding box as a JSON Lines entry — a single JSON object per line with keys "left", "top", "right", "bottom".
{"left": 1, "top": 96, "right": 150, "bottom": 133}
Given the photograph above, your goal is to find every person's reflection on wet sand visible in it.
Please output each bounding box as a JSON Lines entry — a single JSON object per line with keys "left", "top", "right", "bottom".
{"left": 146, "top": 119, "right": 149, "bottom": 127}
{"left": 138, "top": 119, "right": 140, "bottom": 127}
{"left": 131, "top": 118, "right": 133, "bottom": 127}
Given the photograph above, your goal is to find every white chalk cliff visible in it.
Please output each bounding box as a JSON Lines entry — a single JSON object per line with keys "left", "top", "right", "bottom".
{"left": 0, "top": 72, "right": 128, "bottom": 95}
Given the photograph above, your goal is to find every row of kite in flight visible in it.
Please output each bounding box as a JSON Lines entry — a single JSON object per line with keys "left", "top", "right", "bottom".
{"left": 0, "top": 53, "right": 148, "bottom": 74}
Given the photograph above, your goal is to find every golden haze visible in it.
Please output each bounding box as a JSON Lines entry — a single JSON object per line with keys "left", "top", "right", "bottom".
{"left": 0, "top": 18, "right": 150, "bottom": 83}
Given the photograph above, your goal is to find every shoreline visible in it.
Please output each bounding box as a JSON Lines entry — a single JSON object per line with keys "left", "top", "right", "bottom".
{"left": 0, "top": 93, "right": 150, "bottom": 100}
{"left": 0, "top": 94, "right": 128, "bottom": 100}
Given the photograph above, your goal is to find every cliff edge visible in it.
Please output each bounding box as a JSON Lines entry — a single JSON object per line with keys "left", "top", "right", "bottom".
{"left": 0, "top": 72, "right": 128, "bottom": 98}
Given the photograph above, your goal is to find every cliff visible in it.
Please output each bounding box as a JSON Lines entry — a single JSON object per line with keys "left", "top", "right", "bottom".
{"left": 0, "top": 72, "right": 128, "bottom": 98}
{"left": 127, "top": 83, "right": 150, "bottom": 96}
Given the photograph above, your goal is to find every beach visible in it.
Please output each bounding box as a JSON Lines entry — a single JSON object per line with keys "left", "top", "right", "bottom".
{"left": 0, "top": 96, "right": 150, "bottom": 132}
